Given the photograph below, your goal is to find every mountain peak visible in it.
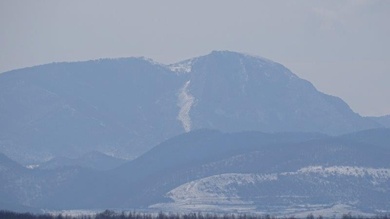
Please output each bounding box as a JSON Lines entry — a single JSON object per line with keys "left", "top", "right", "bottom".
{"left": 193, "top": 50, "right": 287, "bottom": 79}
{"left": 166, "top": 51, "right": 380, "bottom": 135}
{"left": 210, "top": 50, "right": 239, "bottom": 55}
{"left": 0, "top": 51, "right": 381, "bottom": 164}
{"left": 169, "top": 50, "right": 276, "bottom": 75}
{"left": 208, "top": 50, "right": 274, "bottom": 63}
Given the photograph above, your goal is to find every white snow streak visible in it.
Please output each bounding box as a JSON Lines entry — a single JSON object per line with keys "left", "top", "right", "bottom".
{"left": 25, "top": 164, "right": 40, "bottom": 169}
{"left": 177, "top": 80, "right": 194, "bottom": 132}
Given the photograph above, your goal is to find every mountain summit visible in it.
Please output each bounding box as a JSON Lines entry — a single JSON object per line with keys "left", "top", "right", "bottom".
{"left": 0, "top": 51, "right": 381, "bottom": 163}
{"left": 171, "top": 51, "right": 379, "bottom": 134}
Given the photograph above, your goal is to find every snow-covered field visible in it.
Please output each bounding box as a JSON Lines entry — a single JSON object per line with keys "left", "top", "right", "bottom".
{"left": 150, "top": 166, "right": 390, "bottom": 216}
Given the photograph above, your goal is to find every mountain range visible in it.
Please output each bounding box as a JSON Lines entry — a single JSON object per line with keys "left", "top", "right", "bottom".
{"left": 0, "top": 51, "right": 384, "bottom": 164}
{"left": 0, "top": 128, "right": 389, "bottom": 216}
{"left": 0, "top": 51, "right": 389, "bottom": 216}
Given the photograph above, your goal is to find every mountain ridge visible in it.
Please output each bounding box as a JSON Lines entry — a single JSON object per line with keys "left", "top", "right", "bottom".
{"left": 0, "top": 51, "right": 383, "bottom": 164}
{"left": 0, "top": 128, "right": 389, "bottom": 214}
{"left": 173, "top": 51, "right": 380, "bottom": 134}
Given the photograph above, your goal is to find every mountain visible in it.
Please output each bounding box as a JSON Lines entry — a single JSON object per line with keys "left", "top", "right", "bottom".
{"left": 0, "top": 51, "right": 381, "bottom": 164}
{"left": 38, "top": 151, "right": 126, "bottom": 171}
{"left": 150, "top": 129, "right": 390, "bottom": 216}
{"left": 0, "top": 153, "right": 40, "bottom": 212}
{"left": 0, "top": 152, "right": 101, "bottom": 211}
{"left": 0, "top": 58, "right": 184, "bottom": 164}
{"left": 21, "top": 130, "right": 325, "bottom": 210}
{"left": 0, "top": 129, "right": 389, "bottom": 215}
{"left": 114, "top": 129, "right": 390, "bottom": 215}
{"left": 367, "top": 115, "right": 390, "bottom": 128}
{"left": 172, "top": 51, "right": 379, "bottom": 134}
{"left": 153, "top": 167, "right": 390, "bottom": 216}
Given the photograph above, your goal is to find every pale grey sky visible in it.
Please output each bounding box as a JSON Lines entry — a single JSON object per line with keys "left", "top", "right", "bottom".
{"left": 1, "top": 0, "right": 389, "bottom": 116}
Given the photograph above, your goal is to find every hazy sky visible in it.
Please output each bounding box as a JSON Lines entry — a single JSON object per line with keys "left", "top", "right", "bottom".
{"left": 1, "top": 0, "right": 389, "bottom": 116}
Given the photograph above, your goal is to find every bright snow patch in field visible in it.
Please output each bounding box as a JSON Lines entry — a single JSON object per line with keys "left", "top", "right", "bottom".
{"left": 177, "top": 80, "right": 195, "bottom": 132}
{"left": 44, "top": 209, "right": 101, "bottom": 217}
{"left": 284, "top": 204, "right": 373, "bottom": 218}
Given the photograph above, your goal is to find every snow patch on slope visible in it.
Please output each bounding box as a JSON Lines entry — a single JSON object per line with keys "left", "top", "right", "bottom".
{"left": 240, "top": 52, "right": 298, "bottom": 79}
{"left": 295, "top": 166, "right": 390, "bottom": 179}
{"left": 169, "top": 60, "right": 192, "bottom": 73}
{"left": 151, "top": 166, "right": 390, "bottom": 214}
{"left": 165, "top": 173, "right": 276, "bottom": 205}
{"left": 26, "top": 164, "right": 40, "bottom": 169}
{"left": 151, "top": 173, "right": 276, "bottom": 213}
{"left": 140, "top": 57, "right": 162, "bottom": 66}
{"left": 177, "top": 80, "right": 195, "bottom": 132}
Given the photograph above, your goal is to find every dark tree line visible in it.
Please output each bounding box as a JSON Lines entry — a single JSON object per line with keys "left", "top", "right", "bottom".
{"left": 0, "top": 210, "right": 389, "bottom": 219}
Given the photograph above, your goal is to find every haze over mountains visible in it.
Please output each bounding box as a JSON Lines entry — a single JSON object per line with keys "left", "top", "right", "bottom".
{"left": 1, "top": 129, "right": 389, "bottom": 215}
{"left": 0, "top": 51, "right": 389, "bottom": 216}
{"left": 0, "top": 51, "right": 384, "bottom": 164}
{"left": 367, "top": 115, "right": 390, "bottom": 128}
